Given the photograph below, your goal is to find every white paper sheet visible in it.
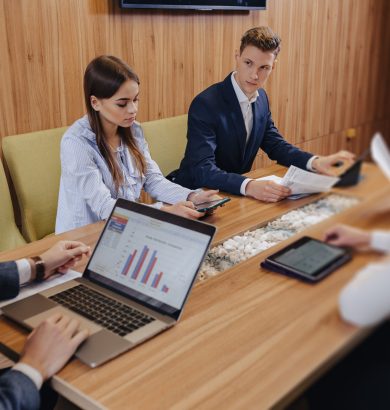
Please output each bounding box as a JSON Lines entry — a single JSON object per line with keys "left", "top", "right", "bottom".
{"left": 371, "top": 132, "right": 390, "bottom": 181}
{"left": 256, "top": 165, "right": 339, "bottom": 198}
{"left": 0, "top": 269, "right": 82, "bottom": 309}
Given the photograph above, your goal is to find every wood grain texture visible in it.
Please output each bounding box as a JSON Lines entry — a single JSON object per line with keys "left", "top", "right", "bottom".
{"left": 1, "top": 163, "right": 389, "bottom": 409}
{"left": 0, "top": 0, "right": 389, "bottom": 164}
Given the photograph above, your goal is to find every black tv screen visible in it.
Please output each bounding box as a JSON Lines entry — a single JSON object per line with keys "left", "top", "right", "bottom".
{"left": 120, "top": 1, "right": 266, "bottom": 11}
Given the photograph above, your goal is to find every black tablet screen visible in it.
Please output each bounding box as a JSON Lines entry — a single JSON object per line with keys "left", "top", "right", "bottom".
{"left": 273, "top": 240, "right": 345, "bottom": 276}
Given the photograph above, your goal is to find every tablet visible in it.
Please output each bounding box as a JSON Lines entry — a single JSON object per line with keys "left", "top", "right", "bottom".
{"left": 260, "top": 236, "right": 352, "bottom": 283}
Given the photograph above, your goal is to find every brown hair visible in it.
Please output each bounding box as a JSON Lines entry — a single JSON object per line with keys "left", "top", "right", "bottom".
{"left": 240, "top": 27, "right": 281, "bottom": 56}
{"left": 84, "top": 55, "right": 146, "bottom": 191}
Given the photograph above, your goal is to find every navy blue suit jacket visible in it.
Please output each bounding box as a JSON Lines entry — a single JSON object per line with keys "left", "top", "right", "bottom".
{"left": 0, "top": 261, "right": 41, "bottom": 410}
{"left": 0, "top": 370, "right": 40, "bottom": 410}
{"left": 0, "top": 261, "right": 20, "bottom": 301}
{"left": 172, "top": 73, "right": 312, "bottom": 195}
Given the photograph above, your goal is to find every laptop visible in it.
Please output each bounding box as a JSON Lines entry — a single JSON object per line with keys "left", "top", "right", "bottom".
{"left": 2, "top": 199, "right": 216, "bottom": 367}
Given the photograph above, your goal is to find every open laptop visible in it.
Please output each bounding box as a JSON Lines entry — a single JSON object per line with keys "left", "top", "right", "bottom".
{"left": 2, "top": 199, "right": 216, "bottom": 367}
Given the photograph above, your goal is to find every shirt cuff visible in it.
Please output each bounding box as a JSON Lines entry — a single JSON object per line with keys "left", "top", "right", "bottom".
{"left": 370, "top": 231, "right": 390, "bottom": 253}
{"left": 15, "top": 258, "right": 32, "bottom": 285}
{"left": 306, "top": 156, "right": 319, "bottom": 172}
{"left": 240, "top": 178, "right": 253, "bottom": 196}
{"left": 13, "top": 362, "right": 43, "bottom": 390}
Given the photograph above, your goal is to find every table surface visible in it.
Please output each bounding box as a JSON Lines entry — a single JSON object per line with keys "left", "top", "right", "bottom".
{"left": 1, "top": 163, "right": 389, "bottom": 410}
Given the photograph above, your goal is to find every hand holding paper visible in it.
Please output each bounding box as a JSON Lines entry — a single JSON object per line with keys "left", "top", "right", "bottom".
{"left": 256, "top": 165, "right": 340, "bottom": 200}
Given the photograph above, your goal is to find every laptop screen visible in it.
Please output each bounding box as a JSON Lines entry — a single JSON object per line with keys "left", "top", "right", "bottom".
{"left": 84, "top": 200, "right": 215, "bottom": 319}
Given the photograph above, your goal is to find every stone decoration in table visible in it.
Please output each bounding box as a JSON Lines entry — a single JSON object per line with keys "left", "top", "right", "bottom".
{"left": 198, "top": 194, "right": 359, "bottom": 281}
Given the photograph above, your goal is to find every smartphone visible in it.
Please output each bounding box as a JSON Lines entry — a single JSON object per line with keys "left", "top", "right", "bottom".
{"left": 195, "top": 197, "right": 231, "bottom": 213}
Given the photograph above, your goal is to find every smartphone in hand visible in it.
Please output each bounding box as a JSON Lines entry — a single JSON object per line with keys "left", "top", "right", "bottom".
{"left": 195, "top": 197, "right": 231, "bottom": 213}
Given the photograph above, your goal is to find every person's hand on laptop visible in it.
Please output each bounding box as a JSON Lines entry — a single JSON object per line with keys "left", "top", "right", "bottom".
{"left": 29, "top": 240, "right": 91, "bottom": 281}
{"left": 19, "top": 313, "right": 89, "bottom": 382}
{"left": 312, "top": 150, "right": 355, "bottom": 176}
{"left": 245, "top": 180, "right": 291, "bottom": 202}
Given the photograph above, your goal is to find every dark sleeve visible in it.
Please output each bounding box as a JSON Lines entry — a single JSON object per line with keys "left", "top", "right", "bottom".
{"left": 0, "top": 370, "right": 40, "bottom": 410}
{"left": 0, "top": 262, "right": 20, "bottom": 301}
{"left": 185, "top": 97, "right": 246, "bottom": 195}
{"left": 260, "top": 94, "right": 313, "bottom": 170}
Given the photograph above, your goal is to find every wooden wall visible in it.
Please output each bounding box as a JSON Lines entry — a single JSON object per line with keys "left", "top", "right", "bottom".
{"left": 0, "top": 0, "right": 389, "bottom": 170}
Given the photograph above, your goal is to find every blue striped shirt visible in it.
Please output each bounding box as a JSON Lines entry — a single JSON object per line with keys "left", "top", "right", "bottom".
{"left": 55, "top": 116, "right": 193, "bottom": 233}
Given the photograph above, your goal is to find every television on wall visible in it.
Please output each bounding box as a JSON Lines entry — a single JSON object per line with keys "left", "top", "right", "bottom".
{"left": 119, "top": 1, "right": 267, "bottom": 11}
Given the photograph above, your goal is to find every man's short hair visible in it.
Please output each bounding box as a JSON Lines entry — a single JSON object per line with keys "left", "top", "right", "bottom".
{"left": 240, "top": 26, "right": 281, "bottom": 56}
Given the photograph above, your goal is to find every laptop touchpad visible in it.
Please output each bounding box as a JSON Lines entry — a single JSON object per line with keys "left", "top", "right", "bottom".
{"left": 25, "top": 305, "right": 101, "bottom": 334}
{"left": 3, "top": 294, "right": 56, "bottom": 322}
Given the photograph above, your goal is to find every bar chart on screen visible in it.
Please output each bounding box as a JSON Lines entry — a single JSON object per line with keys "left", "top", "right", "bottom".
{"left": 89, "top": 208, "right": 209, "bottom": 309}
{"left": 120, "top": 245, "right": 170, "bottom": 294}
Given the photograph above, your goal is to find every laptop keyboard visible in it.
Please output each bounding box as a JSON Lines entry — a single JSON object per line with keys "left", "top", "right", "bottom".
{"left": 50, "top": 284, "right": 155, "bottom": 336}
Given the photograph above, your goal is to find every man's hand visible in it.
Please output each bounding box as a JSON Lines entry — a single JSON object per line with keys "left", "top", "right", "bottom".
{"left": 31, "top": 241, "right": 91, "bottom": 280}
{"left": 312, "top": 150, "right": 355, "bottom": 176}
{"left": 245, "top": 180, "right": 291, "bottom": 202}
{"left": 161, "top": 201, "right": 204, "bottom": 219}
{"left": 324, "top": 224, "right": 371, "bottom": 249}
{"left": 19, "top": 314, "right": 89, "bottom": 381}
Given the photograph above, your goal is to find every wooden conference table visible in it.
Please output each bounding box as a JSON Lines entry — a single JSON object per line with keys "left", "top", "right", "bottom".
{"left": 1, "top": 163, "right": 390, "bottom": 409}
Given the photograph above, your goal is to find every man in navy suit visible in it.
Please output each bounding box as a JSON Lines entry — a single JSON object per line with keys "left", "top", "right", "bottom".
{"left": 171, "top": 27, "right": 354, "bottom": 202}
{"left": 0, "top": 241, "right": 90, "bottom": 410}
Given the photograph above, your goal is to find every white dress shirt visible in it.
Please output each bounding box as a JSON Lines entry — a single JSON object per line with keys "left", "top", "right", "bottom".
{"left": 15, "top": 258, "right": 31, "bottom": 285}
{"left": 371, "top": 231, "right": 390, "bottom": 253}
{"left": 230, "top": 73, "right": 317, "bottom": 196}
{"left": 339, "top": 231, "right": 390, "bottom": 326}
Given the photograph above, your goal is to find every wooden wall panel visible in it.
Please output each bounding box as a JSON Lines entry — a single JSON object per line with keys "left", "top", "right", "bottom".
{"left": 0, "top": 0, "right": 389, "bottom": 169}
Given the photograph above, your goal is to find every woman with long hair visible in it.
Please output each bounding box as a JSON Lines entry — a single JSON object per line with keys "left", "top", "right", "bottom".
{"left": 56, "top": 55, "right": 218, "bottom": 233}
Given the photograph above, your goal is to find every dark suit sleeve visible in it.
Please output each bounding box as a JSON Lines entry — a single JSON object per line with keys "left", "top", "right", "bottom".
{"left": 185, "top": 98, "right": 246, "bottom": 195}
{"left": 260, "top": 94, "right": 313, "bottom": 170}
{"left": 0, "top": 262, "right": 20, "bottom": 301}
{"left": 0, "top": 370, "right": 40, "bottom": 410}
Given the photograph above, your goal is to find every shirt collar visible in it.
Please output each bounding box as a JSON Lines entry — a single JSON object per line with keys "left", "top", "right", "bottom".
{"left": 231, "top": 72, "right": 259, "bottom": 105}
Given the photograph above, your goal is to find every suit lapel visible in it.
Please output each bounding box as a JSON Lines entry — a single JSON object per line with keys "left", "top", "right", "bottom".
{"left": 220, "top": 74, "right": 247, "bottom": 155}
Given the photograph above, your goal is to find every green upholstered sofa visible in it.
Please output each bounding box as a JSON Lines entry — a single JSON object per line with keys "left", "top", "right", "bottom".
{"left": 1, "top": 114, "right": 188, "bottom": 242}
{"left": 2, "top": 127, "right": 67, "bottom": 242}
{"left": 0, "top": 158, "right": 26, "bottom": 252}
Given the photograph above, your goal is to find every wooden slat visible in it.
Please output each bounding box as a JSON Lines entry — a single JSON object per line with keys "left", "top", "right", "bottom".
{"left": 0, "top": 0, "right": 389, "bottom": 159}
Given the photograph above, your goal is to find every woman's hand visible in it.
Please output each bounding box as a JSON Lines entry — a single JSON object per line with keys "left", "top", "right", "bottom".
{"left": 187, "top": 189, "right": 220, "bottom": 205}
{"left": 161, "top": 201, "right": 204, "bottom": 220}
{"left": 324, "top": 224, "right": 371, "bottom": 249}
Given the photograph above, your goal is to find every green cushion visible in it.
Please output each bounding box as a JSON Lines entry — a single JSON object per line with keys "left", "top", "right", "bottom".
{"left": 141, "top": 115, "right": 187, "bottom": 176}
{"left": 0, "top": 158, "right": 25, "bottom": 251}
{"left": 3, "top": 127, "right": 67, "bottom": 241}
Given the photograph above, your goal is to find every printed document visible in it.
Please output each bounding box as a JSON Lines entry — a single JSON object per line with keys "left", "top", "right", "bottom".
{"left": 256, "top": 165, "right": 340, "bottom": 198}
